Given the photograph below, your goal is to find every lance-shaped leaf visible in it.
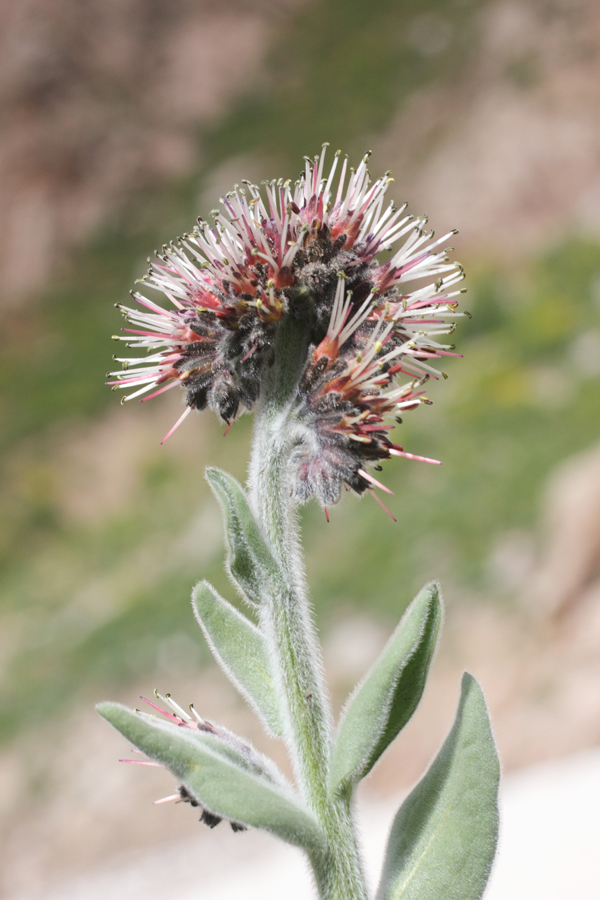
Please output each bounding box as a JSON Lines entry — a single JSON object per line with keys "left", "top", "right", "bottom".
{"left": 375, "top": 673, "right": 500, "bottom": 900}
{"left": 206, "top": 467, "right": 280, "bottom": 607}
{"left": 98, "top": 702, "right": 325, "bottom": 855}
{"left": 192, "top": 580, "right": 284, "bottom": 737}
{"left": 330, "top": 583, "right": 441, "bottom": 796}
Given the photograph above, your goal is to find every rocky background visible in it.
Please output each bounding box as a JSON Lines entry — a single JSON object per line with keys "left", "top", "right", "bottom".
{"left": 2, "top": 0, "right": 600, "bottom": 896}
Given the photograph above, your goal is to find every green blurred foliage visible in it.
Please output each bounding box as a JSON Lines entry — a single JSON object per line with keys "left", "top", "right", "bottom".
{"left": 207, "top": 0, "right": 482, "bottom": 169}
{"left": 2, "top": 0, "right": 600, "bottom": 745}
{"left": 304, "top": 240, "right": 600, "bottom": 614}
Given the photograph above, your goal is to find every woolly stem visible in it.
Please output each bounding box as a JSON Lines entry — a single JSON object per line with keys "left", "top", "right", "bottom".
{"left": 248, "top": 315, "right": 367, "bottom": 900}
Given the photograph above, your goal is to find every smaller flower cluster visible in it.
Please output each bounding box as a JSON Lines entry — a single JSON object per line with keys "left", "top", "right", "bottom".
{"left": 121, "top": 692, "right": 284, "bottom": 831}
{"left": 108, "top": 146, "right": 464, "bottom": 445}
{"left": 291, "top": 276, "right": 463, "bottom": 515}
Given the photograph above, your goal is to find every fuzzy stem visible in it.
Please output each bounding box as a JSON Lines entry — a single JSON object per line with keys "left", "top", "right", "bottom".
{"left": 248, "top": 316, "right": 367, "bottom": 900}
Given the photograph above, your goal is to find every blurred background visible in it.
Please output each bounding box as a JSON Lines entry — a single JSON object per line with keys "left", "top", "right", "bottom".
{"left": 2, "top": 0, "right": 600, "bottom": 896}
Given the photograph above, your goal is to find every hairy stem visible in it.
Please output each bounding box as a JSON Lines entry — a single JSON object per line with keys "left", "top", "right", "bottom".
{"left": 248, "top": 316, "right": 367, "bottom": 900}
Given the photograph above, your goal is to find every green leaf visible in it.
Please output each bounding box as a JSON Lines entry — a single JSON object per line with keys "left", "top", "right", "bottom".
{"left": 375, "top": 673, "right": 500, "bottom": 900}
{"left": 206, "top": 467, "right": 279, "bottom": 607}
{"left": 330, "top": 583, "right": 441, "bottom": 796}
{"left": 98, "top": 702, "right": 325, "bottom": 855}
{"left": 192, "top": 580, "right": 284, "bottom": 737}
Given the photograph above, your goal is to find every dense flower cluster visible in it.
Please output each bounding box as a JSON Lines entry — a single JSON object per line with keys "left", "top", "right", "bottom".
{"left": 290, "top": 276, "right": 463, "bottom": 513}
{"left": 109, "top": 146, "right": 465, "bottom": 506}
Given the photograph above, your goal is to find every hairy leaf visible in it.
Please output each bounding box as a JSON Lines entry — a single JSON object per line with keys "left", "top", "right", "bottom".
{"left": 98, "top": 702, "right": 325, "bottom": 854}
{"left": 330, "top": 583, "right": 441, "bottom": 795}
{"left": 206, "top": 467, "right": 279, "bottom": 606}
{"left": 375, "top": 673, "right": 500, "bottom": 900}
{"left": 192, "top": 580, "right": 284, "bottom": 737}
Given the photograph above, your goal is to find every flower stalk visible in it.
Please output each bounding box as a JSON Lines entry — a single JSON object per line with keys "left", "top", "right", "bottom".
{"left": 248, "top": 314, "right": 367, "bottom": 899}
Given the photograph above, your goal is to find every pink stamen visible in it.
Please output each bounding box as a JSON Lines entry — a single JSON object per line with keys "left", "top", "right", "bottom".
{"left": 160, "top": 406, "right": 192, "bottom": 444}
{"left": 368, "top": 489, "right": 397, "bottom": 522}
{"left": 389, "top": 448, "right": 442, "bottom": 465}
{"left": 324, "top": 507, "right": 330, "bottom": 523}
{"left": 140, "top": 381, "right": 179, "bottom": 402}
{"left": 106, "top": 375, "right": 154, "bottom": 386}
{"left": 241, "top": 343, "right": 257, "bottom": 362}
{"left": 223, "top": 422, "right": 233, "bottom": 437}
{"left": 388, "top": 252, "right": 429, "bottom": 279}
{"left": 358, "top": 468, "right": 394, "bottom": 495}
{"left": 154, "top": 794, "right": 181, "bottom": 805}
{"left": 135, "top": 296, "right": 171, "bottom": 317}
{"left": 155, "top": 262, "right": 193, "bottom": 286}
{"left": 140, "top": 696, "right": 182, "bottom": 723}
{"left": 399, "top": 363, "right": 440, "bottom": 380}
{"left": 387, "top": 365, "right": 418, "bottom": 379}
{"left": 404, "top": 297, "right": 450, "bottom": 311}
{"left": 357, "top": 183, "right": 380, "bottom": 217}
{"left": 123, "top": 328, "right": 171, "bottom": 338}
{"left": 119, "top": 758, "right": 161, "bottom": 766}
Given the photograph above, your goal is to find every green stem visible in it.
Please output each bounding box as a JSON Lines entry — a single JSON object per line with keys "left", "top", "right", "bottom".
{"left": 248, "top": 316, "right": 367, "bottom": 900}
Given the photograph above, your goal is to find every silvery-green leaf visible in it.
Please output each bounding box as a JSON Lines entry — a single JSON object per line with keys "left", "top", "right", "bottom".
{"left": 206, "top": 467, "right": 279, "bottom": 606}
{"left": 98, "top": 702, "right": 325, "bottom": 855}
{"left": 192, "top": 580, "right": 284, "bottom": 737}
{"left": 330, "top": 583, "right": 441, "bottom": 796}
{"left": 375, "top": 673, "right": 500, "bottom": 900}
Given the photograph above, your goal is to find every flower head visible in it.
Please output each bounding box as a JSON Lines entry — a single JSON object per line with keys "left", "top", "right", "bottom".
{"left": 108, "top": 145, "right": 464, "bottom": 447}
